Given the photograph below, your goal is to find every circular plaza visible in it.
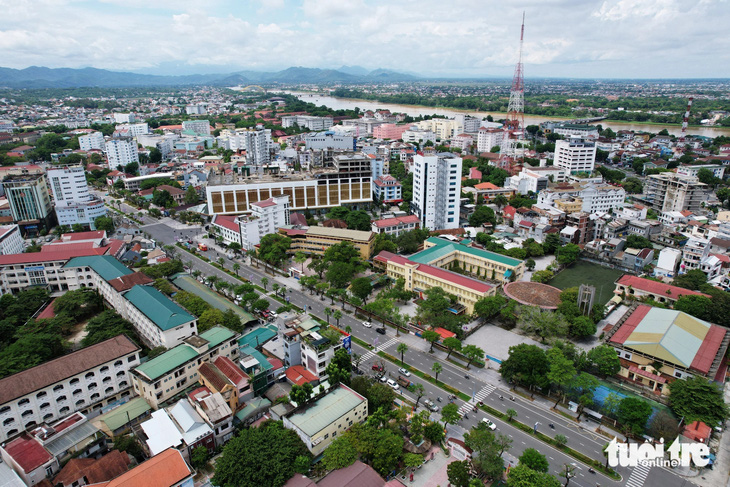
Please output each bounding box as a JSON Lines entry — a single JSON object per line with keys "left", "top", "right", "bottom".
{"left": 503, "top": 281, "right": 562, "bottom": 310}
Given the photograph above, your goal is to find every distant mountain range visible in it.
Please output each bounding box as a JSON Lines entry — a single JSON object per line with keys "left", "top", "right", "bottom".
{"left": 0, "top": 65, "right": 419, "bottom": 89}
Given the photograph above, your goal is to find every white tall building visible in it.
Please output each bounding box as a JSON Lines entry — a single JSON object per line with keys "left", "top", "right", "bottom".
{"left": 281, "top": 115, "right": 333, "bottom": 131}
{"left": 78, "top": 131, "right": 105, "bottom": 151}
{"left": 477, "top": 128, "right": 505, "bottom": 152}
{"left": 47, "top": 165, "right": 107, "bottom": 228}
{"left": 242, "top": 127, "right": 271, "bottom": 166}
{"left": 115, "top": 123, "right": 149, "bottom": 138}
{"left": 113, "top": 113, "right": 136, "bottom": 124}
{"left": 182, "top": 120, "right": 211, "bottom": 136}
{"left": 239, "top": 195, "right": 291, "bottom": 250}
{"left": 105, "top": 137, "right": 139, "bottom": 169}
{"left": 454, "top": 114, "right": 481, "bottom": 133}
{"left": 412, "top": 151, "right": 462, "bottom": 230}
{"left": 554, "top": 136, "right": 597, "bottom": 174}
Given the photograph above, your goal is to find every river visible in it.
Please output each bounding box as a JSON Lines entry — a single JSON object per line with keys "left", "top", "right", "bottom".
{"left": 276, "top": 90, "right": 730, "bottom": 138}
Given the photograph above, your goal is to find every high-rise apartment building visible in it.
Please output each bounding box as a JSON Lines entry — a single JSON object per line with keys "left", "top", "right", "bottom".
{"left": 477, "top": 128, "right": 505, "bottom": 152}
{"left": 78, "top": 131, "right": 105, "bottom": 151}
{"left": 47, "top": 165, "right": 107, "bottom": 229}
{"left": 1, "top": 173, "right": 55, "bottom": 236}
{"left": 105, "top": 137, "right": 139, "bottom": 169}
{"left": 553, "top": 136, "right": 597, "bottom": 174}
{"left": 644, "top": 173, "right": 709, "bottom": 213}
{"left": 113, "top": 113, "right": 136, "bottom": 124}
{"left": 412, "top": 151, "right": 462, "bottom": 230}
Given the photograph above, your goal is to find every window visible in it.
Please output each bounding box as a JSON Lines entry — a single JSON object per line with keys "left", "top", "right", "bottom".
{"left": 53, "top": 385, "right": 64, "bottom": 392}
{"left": 39, "top": 402, "right": 50, "bottom": 410}
{"left": 114, "top": 360, "right": 123, "bottom": 367}
{"left": 3, "top": 418, "right": 14, "bottom": 426}
{"left": 116, "top": 370, "right": 126, "bottom": 377}
{"left": 105, "top": 387, "right": 114, "bottom": 394}
{"left": 21, "top": 410, "right": 33, "bottom": 417}
{"left": 70, "top": 378, "right": 80, "bottom": 385}
{"left": 128, "top": 355, "right": 136, "bottom": 363}
{"left": 36, "top": 391, "right": 47, "bottom": 399}
{"left": 90, "top": 393, "right": 100, "bottom": 401}
{"left": 57, "top": 395, "right": 67, "bottom": 402}
{"left": 75, "top": 399, "right": 85, "bottom": 407}
{"left": 100, "top": 366, "right": 109, "bottom": 373}
{"left": 0, "top": 406, "right": 10, "bottom": 414}
{"left": 6, "top": 429, "right": 17, "bottom": 437}
{"left": 73, "top": 389, "right": 82, "bottom": 396}
{"left": 43, "top": 413, "right": 53, "bottom": 421}
{"left": 18, "top": 398, "right": 29, "bottom": 406}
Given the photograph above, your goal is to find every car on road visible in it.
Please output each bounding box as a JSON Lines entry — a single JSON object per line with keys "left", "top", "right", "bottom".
{"left": 375, "top": 327, "right": 386, "bottom": 335}
{"left": 379, "top": 375, "right": 388, "bottom": 383}
{"left": 372, "top": 364, "right": 384, "bottom": 372}
{"left": 481, "top": 418, "right": 497, "bottom": 430}
{"left": 423, "top": 399, "right": 439, "bottom": 412}
{"left": 398, "top": 368, "right": 411, "bottom": 377}
{"left": 386, "top": 378, "right": 399, "bottom": 390}
{"left": 362, "top": 321, "right": 372, "bottom": 328}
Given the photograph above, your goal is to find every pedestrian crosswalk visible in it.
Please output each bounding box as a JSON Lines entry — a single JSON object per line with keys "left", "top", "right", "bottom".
{"left": 625, "top": 461, "right": 651, "bottom": 487}
{"left": 458, "top": 383, "right": 497, "bottom": 415}
{"left": 360, "top": 337, "right": 399, "bottom": 363}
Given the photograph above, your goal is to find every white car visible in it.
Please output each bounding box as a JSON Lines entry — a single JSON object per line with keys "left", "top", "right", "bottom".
{"left": 386, "top": 379, "right": 400, "bottom": 390}
{"left": 363, "top": 321, "right": 372, "bottom": 328}
{"left": 399, "top": 368, "right": 411, "bottom": 377}
{"left": 481, "top": 418, "right": 497, "bottom": 430}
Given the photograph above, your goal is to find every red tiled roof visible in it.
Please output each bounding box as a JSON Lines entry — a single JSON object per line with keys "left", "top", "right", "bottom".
{"left": 198, "top": 362, "right": 231, "bottom": 392}
{"left": 3, "top": 434, "right": 52, "bottom": 473}
{"left": 502, "top": 205, "right": 516, "bottom": 218}
{"left": 214, "top": 356, "right": 249, "bottom": 387}
{"left": 289, "top": 213, "right": 307, "bottom": 226}
{"left": 53, "top": 450, "right": 130, "bottom": 486}
{"left": 416, "top": 263, "right": 493, "bottom": 294}
{"left": 251, "top": 198, "right": 277, "bottom": 208}
{"left": 103, "top": 448, "right": 191, "bottom": 487}
{"left": 628, "top": 365, "right": 666, "bottom": 384}
{"left": 63, "top": 230, "right": 105, "bottom": 241}
{"left": 36, "top": 298, "right": 57, "bottom": 320}
{"left": 609, "top": 305, "right": 651, "bottom": 345}
{"left": 615, "top": 275, "right": 710, "bottom": 300}
{"left": 42, "top": 241, "right": 97, "bottom": 252}
{"left": 518, "top": 220, "right": 534, "bottom": 228}
{"left": 157, "top": 184, "right": 184, "bottom": 195}
{"left": 372, "top": 215, "right": 420, "bottom": 228}
{"left": 108, "top": 272, "right": 154, "bottom": 292}
{"left": 280, "top": 228, "right": 308, "bottom": 236}
{"left": 285, "top": 365, "right": 318, "bottom": 386}
{"left": 212, "top": 214, "right": 239, "bottom": 233}
{"left": 434, "top": 327, "right": 455, "bottom": 340}
{"left": 683, "top": 421, "right": 712, "bottom": 443}
{"left": 474, "top": 182, "right": 499, "bottom": 190}
{"left": 0, "top": 246, "right": 110, "bottom": 265}
{"left": 374, "top": 251, "right": 415, "bottom": 267}
{"left": 691, "top": 324, "right": 726, "bottom": 374}
{"left": 317, "top": 460, "right": 385, "bottom": 487}
{"left": 268, "top": 358, "right": 283, "bottom": 370}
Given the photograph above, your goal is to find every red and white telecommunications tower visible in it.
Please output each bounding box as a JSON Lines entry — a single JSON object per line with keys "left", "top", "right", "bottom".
{"left": 498, "top": 12, "right": 526, "bottom": 174}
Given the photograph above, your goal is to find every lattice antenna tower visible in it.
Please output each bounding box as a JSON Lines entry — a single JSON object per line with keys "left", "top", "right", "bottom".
{"left": 498, "top": 12, "right": 526, "bottom": 172}
{"left": 678, "top": 96, "right": 693, "bottom": 148}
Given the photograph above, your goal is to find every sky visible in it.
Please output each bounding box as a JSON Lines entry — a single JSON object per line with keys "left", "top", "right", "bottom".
{"left": 0, "top": 0, "right": 729, "bottom": 78}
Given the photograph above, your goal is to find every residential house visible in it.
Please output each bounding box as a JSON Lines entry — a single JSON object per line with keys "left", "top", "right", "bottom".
{"left": 613, "top": 275, "right": 710, "bottom": 305}
{"left": 51, "top": 450, "right": 130, "bottom": 487}
{"left": 186, "top": 387, "right": 234, "bottom": 446}
{"left": 654, "top": 248, "right": 683, "bottom": 278}
{"left": 371, "top": 215, "right": 420, "bottom": 238}
{"left": 139, "top": 401, "right": 214, "bottom": 460}
{"left": 100, "top": 448, "right": 193, "bottom": 487}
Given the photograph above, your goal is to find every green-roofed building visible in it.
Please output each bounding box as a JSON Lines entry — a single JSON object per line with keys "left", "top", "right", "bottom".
{"left": 238, "top": 325, "right": 277, "bottom": 350}
{"left": 410, "top": 236, "right": 525, "bottom": 282}
{"left": 172, "top": 273, "right": 257, "bottom": 325}
{"left": 235, "top": 397, "right": 271, "bottom": 426}
{"left": 92, "top": 397, "right": 151, "bottom": 438}
{"left": 282, "top": 384, "right": 367, "bottom": 455}
{"left": 64, "top": 255, "right": 132, "bottom": 281}
{"left": 131, "top": 326, "right": 240, "bottom": 409}
{"left": 123, "top": 284, "right": 197, "bottom": 348}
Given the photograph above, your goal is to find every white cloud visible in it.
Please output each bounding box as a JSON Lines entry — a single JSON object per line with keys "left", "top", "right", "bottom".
{"left": 0, "top": 0, "right": 727, "bottom": 77}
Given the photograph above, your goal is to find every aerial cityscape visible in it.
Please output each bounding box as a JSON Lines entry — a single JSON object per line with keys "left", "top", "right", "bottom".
{"left": 1, "top": 1, "right": 730, "bottom": 487}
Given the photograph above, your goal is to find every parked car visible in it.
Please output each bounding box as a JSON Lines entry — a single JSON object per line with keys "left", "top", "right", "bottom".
{"left": 376, "top": 327, "right": 386, "bottom": 335}
{"left": 379, "top": 375, "right": 388, "bottom": 383}
{"left": 481, "top": 418, "right": 497, "bottom": 430}
{"left": 386, "top": 378, "right": 400, "bottom": 390}
{"left": 397, "top": 376, "right": 412, "bottom": 388}
{"left": 363, "top": 321, "right": 372, "bottom": 328}
{"left": 398, "top": 368, "right": 411, "bottom": 377}
{"left": 372, "top": 364, "right": 384, "bottom": 372}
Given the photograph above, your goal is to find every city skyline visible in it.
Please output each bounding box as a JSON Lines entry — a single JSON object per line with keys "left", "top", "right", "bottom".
{"left": 0, "top": 0, "right": 729, "bottom": 79}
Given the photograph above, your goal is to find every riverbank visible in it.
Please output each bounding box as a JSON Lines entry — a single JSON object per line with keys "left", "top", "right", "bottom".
{"left": 279, "top": 90, "right": 730, "bottom": 137}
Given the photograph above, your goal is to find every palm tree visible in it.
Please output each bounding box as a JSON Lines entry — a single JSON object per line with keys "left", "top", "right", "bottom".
{"left": 272, "top": 283, "right": 280, "bottom": 297}
{"left": 324, "top": 307, "right": 332, "bottom": 325}
{"left": 335, "top": 311, "right": 343, "bottom": 328}
{"left": 326, "top": 288, "right": 337, "bottom": 305}
{"left": 217, "top": 257, "right": 225, "bottom": 266}
{"left": 493, "top": 194, "right": 508, "bottom": 210}
{"left": 431, "top": 362, "right": 443, "bottom": 382}
{"left": 192, "top": 270, "right": 201, "bottom": 279}
{"left": 261, "top": 277, "right": 268, "bottom": 291}
{"left": 232, "top": 263, "right": 240, "bottom": 276}
{"left": 397, "top": 343, "right": 408, "bottom": 365}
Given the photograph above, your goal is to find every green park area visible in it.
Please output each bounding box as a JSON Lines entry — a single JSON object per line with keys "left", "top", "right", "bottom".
{"left": 549, "top": 261, "right": 624, "bottom": 306}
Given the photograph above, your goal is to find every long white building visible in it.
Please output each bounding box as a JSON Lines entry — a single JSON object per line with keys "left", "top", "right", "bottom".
{"left": 105, "top": 137, "right": 139, "bottom": 169}
{"left": 281, "top": 115, "right": 333, "bottom": 131}
{"left": 537, "top": 181, "right": 626, "bottom": 214}
{"left": 182, "top": 120, "right": 211, "bottom": 136}
{"left": 477, "top": 128, "right": 504, "bottom": 152}
{"left": 47, "top": 165, "right": 106, "bottom": 229}
{"left": 412, "top": 151, "right": 462, "bottom": 230}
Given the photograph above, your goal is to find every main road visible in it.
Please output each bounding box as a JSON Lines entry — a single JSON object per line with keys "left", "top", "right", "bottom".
{"left": 139, "top": 219, "right": 696, "bottom": 487}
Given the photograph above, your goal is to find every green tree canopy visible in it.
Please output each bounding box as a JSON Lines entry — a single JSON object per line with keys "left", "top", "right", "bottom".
{"left": 212, "top": 420, "right": 311, "bottom": 487}
{"left": 617, "top": 397, "right": 653, "bottom": 436}
{"left": 500, "top": 343, "right": 549, "bottom": 393}
{"left": 258, "top": 233, "right": 292, "bottom": 267}
{"left": 322, "top": 434, "right": 358, "bottom": 471}
{"left": 668, "top": 376, "right": 729, "bottom": 426}
{"left": 587, "top": 345, "right": 621, "bottom": 376}
{"left": 518, "top": 448, "right": 549, "bottom": 473}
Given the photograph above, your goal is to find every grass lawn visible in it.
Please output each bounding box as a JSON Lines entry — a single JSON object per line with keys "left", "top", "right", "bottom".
{"left": 548, "top": 261, "right": 624, "bottom": 306}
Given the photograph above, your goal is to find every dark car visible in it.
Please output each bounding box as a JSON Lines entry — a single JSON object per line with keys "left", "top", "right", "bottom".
{"left": 376, "top": 327, "right": 386, "bottom": 335}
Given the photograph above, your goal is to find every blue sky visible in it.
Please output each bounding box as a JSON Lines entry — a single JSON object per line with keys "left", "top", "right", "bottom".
{"left": 0, "top": 0, "right": 728, "bottom": 78}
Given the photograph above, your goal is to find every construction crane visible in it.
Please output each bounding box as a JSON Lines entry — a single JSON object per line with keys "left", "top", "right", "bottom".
{"left": 677, "top": 96, "right": 694, "bottom": 148}
{"left": 498, "top": 12, "right": 526, "bottom": 175}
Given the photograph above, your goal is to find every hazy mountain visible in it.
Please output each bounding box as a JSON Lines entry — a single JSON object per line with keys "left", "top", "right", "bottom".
{"left": 338, "top": 65, "right": 370, "bottom": 76}
{"left": 0, "top": 65, "right": 419, "bottom": 88}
